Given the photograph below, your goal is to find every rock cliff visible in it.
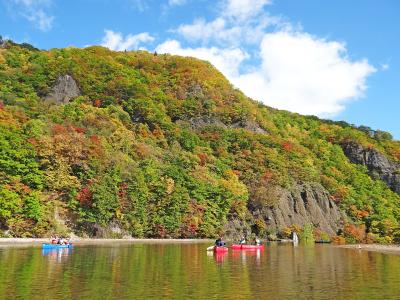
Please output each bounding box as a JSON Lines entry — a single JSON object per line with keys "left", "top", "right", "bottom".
{"left": 226, "top": 183, "right": 344, "bottom": 238}
{"left": 261, "top": 183, "right": 344, "bottom": 236}
{"left": 45, "top": 75, "right": 81, "bottom": 103}
{"left": 342, "top": 142, "right": 400, "bottom": 194}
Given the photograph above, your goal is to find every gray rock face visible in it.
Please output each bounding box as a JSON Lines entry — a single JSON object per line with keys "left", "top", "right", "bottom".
{"left": 342, "top": 142, "right": 400, "bottom": 194}
{"left": 188, "top": 116, "right": 227, "bottom": 129}
{"left": 254, "top": 183, "right": 344, "bottom": 236}
{"left": 231, "top": 119, "right": 267, "bottom": 134}
{"left": 46, "top": 75, "right": 81, "bottom": 104}
{"left": 186, "top": 83, "right": 205, "bottom": 99}
{"left": 92, "top": 221, "right": 130, "bottom": 238}
{"left": 188, "top": 116, "right": 267, "bottom": 134}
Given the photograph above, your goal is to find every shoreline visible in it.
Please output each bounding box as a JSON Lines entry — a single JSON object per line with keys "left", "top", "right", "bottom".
{"left": 337, "top": 244, "right": 400, "bottom": 256}
{"left": 2, "top": 238, "right": 400, "bottom": 256}
{"left": 0, "top": 238, "right": 213, "bottom": 248}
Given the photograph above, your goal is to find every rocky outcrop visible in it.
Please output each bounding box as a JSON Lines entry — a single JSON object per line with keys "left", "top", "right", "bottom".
{"left": 92, "top": 221, "right": 131, "bottom": 238}
{"left": 45, "top": 75, "right": 81, "bottom": 103}
{"left": 231, "top": 119, "right": 267, "bottom": 134}
{"left": 342, "top": 142, "right": 400, "bottom": 194}
{"left": 188, "top": 116, "right": 267, "bottom": 134}
{"left": 253, "top": 183, "right": 344, "bottom": 236}
{"left": 186, "top": 83, "right": 205, "bottom": 99}
{"left": 188, "top": 116, "right": 227, "bottom": 129}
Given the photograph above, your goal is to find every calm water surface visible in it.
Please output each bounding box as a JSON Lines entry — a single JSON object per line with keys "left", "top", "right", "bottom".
{"left": 1, "top": 242, "right": 400, "bottom": 299}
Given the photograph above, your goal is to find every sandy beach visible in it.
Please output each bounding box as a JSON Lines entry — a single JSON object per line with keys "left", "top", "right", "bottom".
{"left": 338, "top": 244, "right": 400, "bottom": 256}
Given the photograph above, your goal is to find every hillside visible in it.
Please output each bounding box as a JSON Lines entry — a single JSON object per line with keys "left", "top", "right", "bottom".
{"left": 0, "top": 39, "right": 399, "bottom": 243}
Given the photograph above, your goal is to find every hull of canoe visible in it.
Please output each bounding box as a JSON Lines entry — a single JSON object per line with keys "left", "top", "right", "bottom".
{"left": 214, "top": 246, "right": 228, "bottom": 253}
{"left": 42, "top": 244, "right": 73, "bottom": 249}
{"left": 231, "top": 244, "right": 264, "bottom": 250}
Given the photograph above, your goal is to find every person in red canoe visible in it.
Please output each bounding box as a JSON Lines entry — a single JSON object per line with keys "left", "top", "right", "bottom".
{"left": 239, "top": 236, "right": 246, "bottom": 245}
{"left": 215, "top": 237, "right": 226, "bottom": 247}
{"left": 255, "top": 237, "right": 261, "bottom": 245}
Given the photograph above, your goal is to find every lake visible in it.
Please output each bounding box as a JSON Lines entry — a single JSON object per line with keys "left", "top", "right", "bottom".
{"left": 1, "top": 242, "right": 400, "bottom": 299}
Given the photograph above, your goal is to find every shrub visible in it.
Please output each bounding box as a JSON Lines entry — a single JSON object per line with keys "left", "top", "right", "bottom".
{"left": 343, "top": 223, "right": 366, "bottom": 244}
{"left": 300, "top": 223, "right": 315, "bottom": 244}
{"left": 331, "top": 236, "right": 346, "bottom": 245}
{"left": 252, "top": 218, "right": 267, "bottom": 237}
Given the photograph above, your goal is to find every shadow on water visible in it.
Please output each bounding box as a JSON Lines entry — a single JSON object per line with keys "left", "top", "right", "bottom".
{"left": 0, "top": 242, "right": 400, "bottom": 299}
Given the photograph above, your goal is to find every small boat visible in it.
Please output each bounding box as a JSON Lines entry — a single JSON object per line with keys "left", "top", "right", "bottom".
{"left": 214, "top": 246, "right": 229, "bottom": 253}
{"left": 231, "top": 244, "right": 264, "bottom": 250}
{"left": 315, "top": 240, "right": 331, "bottom": 244}
{"left": 42, "top": 243, "right": 73, "bottom": 249}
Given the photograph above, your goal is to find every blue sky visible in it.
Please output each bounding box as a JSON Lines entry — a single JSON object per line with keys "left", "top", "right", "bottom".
{"left": 1, "top": 0, "right": 399, "bottom": 139}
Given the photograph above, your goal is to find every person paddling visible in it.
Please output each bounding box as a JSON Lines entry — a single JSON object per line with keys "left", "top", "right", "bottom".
{"left": 51, "top": 236, "right": 57, "bottom": 244}
{"left": 239, "top": 236, "right": 246, "bottom": 245}
{"left": 215, "top": 237, "right": 225, "bottom": 247}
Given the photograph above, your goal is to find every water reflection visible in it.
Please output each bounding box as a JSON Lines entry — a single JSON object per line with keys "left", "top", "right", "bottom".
{"left": 213, "top": 252, "right": 228, "bottom": 264}
{"left": 42, "top": 248, "right": 72, "bottom": 263}
{"left": 0, "top": 243, "right": 400, "bottom": 299}
{"left": 231, "top": 249, "right": 262, "bottom": 266}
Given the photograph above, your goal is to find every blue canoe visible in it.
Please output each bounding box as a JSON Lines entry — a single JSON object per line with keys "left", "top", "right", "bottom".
{"left": 42, "top": 243, "right": 73, "bottom": 249}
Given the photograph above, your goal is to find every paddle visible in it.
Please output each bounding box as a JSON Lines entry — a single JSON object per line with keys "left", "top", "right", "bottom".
{"left": 206, "top": 246, "right": 215, "bottom": 251}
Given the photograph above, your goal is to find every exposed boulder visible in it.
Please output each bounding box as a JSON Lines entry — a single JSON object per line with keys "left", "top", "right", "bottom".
{"left": 253, "top": 183, "right": 344, "bottom": 236}
{"left": 188, "top": 116, "right": 267, "bottom": 134}
{"left": 89, "top": 221, "right": 131, "bottom": 238}
{"left": 186, "top": 83, "right": 205, "bottom": 99}
{"left": 231, "top": 119, "right": 267, "bottom": 134}
{"left": 224, "top": 218, "right": 252, "bottom": 241}
{"left": 188, "top": 116, "right": 227, "bottom": 129}
{"left": 342, "top": 142, "right": 400, "bottom": 194}
{"left": 45, "top": 75, "right": 81, "bottom": 104}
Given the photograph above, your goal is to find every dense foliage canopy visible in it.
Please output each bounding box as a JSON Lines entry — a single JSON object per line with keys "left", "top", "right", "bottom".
{"left": 0, "top": 41, "right": 399, "bottom": 242}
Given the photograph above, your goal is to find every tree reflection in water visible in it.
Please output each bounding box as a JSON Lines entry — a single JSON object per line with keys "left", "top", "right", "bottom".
{"left": 0, "top": 243, "right": 400, "bottom": 299}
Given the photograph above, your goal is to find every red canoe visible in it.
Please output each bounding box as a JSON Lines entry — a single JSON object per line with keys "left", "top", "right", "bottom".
{"left": 214, "top": 246, "right": 229, "bottom": 253}
{"left": 231, "top": 244, "right": 264, "bottom": 250}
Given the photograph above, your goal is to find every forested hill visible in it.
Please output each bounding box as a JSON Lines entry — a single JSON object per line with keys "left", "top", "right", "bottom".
{"left": 1, "top": 39, "right": 400, "bottom": 243}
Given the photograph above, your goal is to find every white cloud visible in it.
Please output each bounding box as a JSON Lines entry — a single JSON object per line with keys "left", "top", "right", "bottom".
{"left": 24, "top": 9, "right": 54, "bottom": 31}
{"left": 168, "top": 0, "right": 187, "bottom": 6}
{"left": 176, "top": 18, "right": 228, "bottom": 42}
{"left": 12, "top": 0, "right": 51, "bottom": 6}
{"left": 161, "top": 0, "right": 376, "bottom": 117}
{"left": 222, "top": 0, "right": 272, "bottom": 20}
{"left": 156, "top": 31, "right": 375, "bottom": 117}
{"left": 156, "top": 39, "right": 249, "bottom": 78}
{"left": 102, "top": 30, "right": 155, "bottom": 51}
{"left": 381, "top": 63, "right": 389, "bottom": 71}
{"left": 235, "top": 31, "right": 376, "bottom": 116}
{"left": 174, "top": 0, "right": 279, "bottom": 47}
{"left": 130, "top": 0, "right": 149, "bottom": 12}
{"left": 9, "top": 0, "right": 54, "bottom": 31}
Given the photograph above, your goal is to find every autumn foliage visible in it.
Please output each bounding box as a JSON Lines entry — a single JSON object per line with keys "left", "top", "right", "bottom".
{"left": 0, "top": 41, "right": 399, "bottom": 241}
